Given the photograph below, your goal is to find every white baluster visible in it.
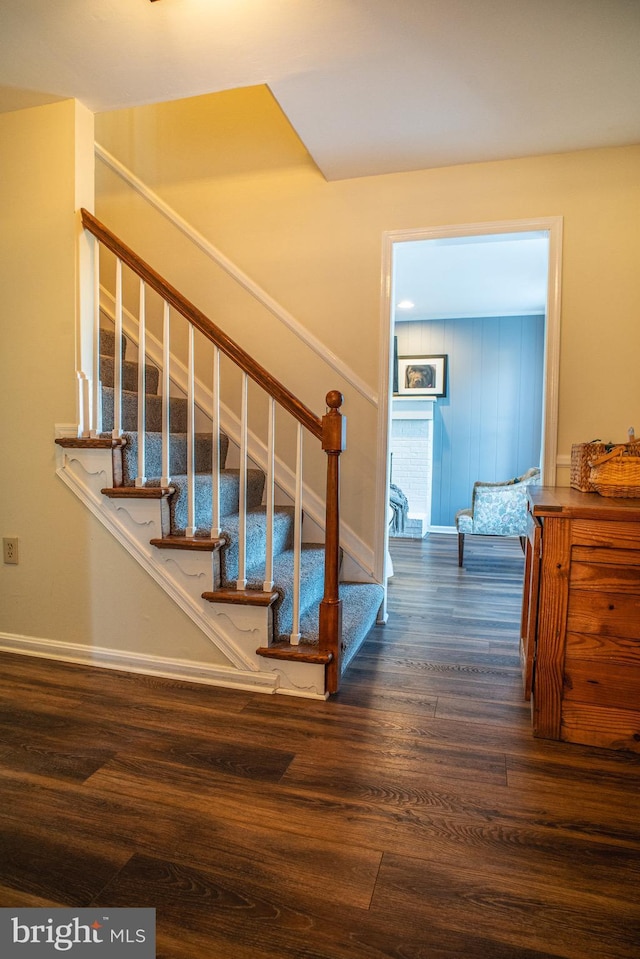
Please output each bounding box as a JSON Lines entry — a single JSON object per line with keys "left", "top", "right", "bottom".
{"left": 135, "top": 279, "right": 147, "bottom": 486}
{"left": 161, "top": 301, "right": 171, "bottom": 487}
{"left": 263, "top": 397, "right": 276, "bottom": 592}
{"left": 91, "top": 235, "right": 101, "bottom": 436}
{"left": 210, "top": 346, "right": 221, "bottom": 538}
{"left": 78, "top": 372, "right": 90, "bottom": 439}
{"left": 186, "top": 324, "right": 196, "bottom": 537}
{"left": 237, "top": 372, "right": 248, "bottom": 590}
{"left": 112, "top": 258, "right": 123, "bottom": 438}
{"left": 290, "top": 422, "right": 303, "bottom": 645}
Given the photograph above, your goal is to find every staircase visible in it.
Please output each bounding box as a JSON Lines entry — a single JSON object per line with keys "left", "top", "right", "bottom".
{"left": 55, "top": 210, "right": 383, "bottom": 698}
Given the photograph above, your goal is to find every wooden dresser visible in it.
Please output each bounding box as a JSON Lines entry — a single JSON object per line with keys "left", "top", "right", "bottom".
{"left": 521, "top": 486, "right": 640, "bottom": 752}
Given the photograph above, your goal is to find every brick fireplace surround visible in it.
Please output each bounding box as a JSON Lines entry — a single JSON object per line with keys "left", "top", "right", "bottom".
{"left": 390, "top": 397, "right": 435, "bottom": 538}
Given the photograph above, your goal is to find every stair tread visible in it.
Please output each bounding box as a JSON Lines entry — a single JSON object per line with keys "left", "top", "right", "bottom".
{"left": 255, "top": 642, "right": 333, "bottom": 665}
{"left": 144, "top": 469, "right": 260, "bottom": 484}
{"left": 150, "top": 535, "right": 225, "bottom": 551}
{"left": 278, "top": 582, "right": 384, "bottom": 673}
{"left": 220, "top": 542, "right": 325, "bottom": 590}
{"left": 101, "top": 486, "right": 174, "bottom": 498}
{"left": 100, "top": 355, "right": 160, "bottom": 394}
{"left": 202, "top": 588, "right": 280, "bottom": 607}
{"left": 148, "top": 471, "right": 267, "bottom": 531}
{"left": 223, "top": 543, "right": 327, "bottom": 635}
{"left": 56, "top": 436, "right": 126, "bottom": 449}
{"left": 102, "top": 386, "right": 188, "bottom": 432}
{"left": 105, "top": 386, "right": 174, "bottom": 399}
{"left": 120, "top": 431, "right": 229, "bottom": 485}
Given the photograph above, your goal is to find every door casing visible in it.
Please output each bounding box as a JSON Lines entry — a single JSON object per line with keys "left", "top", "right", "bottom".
{"left": 374, "top": 216, "right": 563, "bottom": 594}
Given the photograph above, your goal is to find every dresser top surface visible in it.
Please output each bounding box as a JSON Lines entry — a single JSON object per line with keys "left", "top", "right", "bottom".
{"left": 528, "top": 486, "right": 640, "bottom": 520}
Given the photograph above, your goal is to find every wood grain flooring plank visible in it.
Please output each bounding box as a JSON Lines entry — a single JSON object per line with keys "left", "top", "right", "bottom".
{"left": 357, "top": 644, "right": 520, "bottom": 669}
{"left": 494, "top": 775, "right": 640, "bottom": 845}
{"left": 94, "top": 851, "right": 560, "bottom": 959}
{"left": 351, "top": 654, "right": 520, "bottom": 683}
{"left": 121, "top": 736, "right": 295, "bottom": 784}
{"left": 506, "top": 749, "right": 640, "bottom": 791}
{"left": 291, "top": 762, "right": 640, "bottom": 852}
{"left": 0, "top": 884, "right": 63, "bottom": 908}
{"left": 340, "top": 668, "right": 526, "bottom": 703}
{"left": 433, "top": 694, "right": 531, "bottom": 727}
{"left": 244, "top": 687, "right": 440, "bottom": 726}
{"left": 243, "top": 695, "right": 522, "bottom": 774}
{"left": 82, "top": 754, "right": 640, "bottom": 905}
{"left": 331, "top": 684, "right": 440, "bottom": 715}
{"left": 93, "top": 852, "right": 330, "bottom": 959}
{"left": 371, "top": 852, "right": 640, "bottom": 959}
{"left": 0, "top": 695, "right": 370, "bottom": 779}
{"left": 93, "top": 852, "right": 395, "bottom": 959}
{"left": 154, "top": 922, "right": 560, "bottom": 959}
{"left": 0, "top": 700, "right": 293, "bottom": 784}
{"left": 277, "top": 758, "right": 640, "bottom": 894}
{"left": 0, "top": 821, "right": 132, "bottom": 906}
{"left": 0, "top": 742, "right": 116, "bottom": 783}
{"left": 0, "top": 773, "right": 381, "bottom": 912}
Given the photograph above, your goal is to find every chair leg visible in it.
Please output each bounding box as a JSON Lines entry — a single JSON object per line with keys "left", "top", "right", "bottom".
{"left": 458, "top": 532, "right": 465, "bottom": 567}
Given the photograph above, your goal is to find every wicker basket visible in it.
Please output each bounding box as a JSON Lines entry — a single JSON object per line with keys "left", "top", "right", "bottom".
{"left": 570, "top": 441, "right": 606, "bottom": 491}
{"left": 589, "top": 443, "right": 640, "bottom": 498}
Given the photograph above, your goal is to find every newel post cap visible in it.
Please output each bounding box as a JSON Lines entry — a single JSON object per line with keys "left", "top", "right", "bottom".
{"left": 322, "top": 391, "right": 346, "bottom": 452}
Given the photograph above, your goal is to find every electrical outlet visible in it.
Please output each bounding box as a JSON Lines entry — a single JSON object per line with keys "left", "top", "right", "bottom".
{"left": 3, "top": 538, "right": 18, "bottom": 565}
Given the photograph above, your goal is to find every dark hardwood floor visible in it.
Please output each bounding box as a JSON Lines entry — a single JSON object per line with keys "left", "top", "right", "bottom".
{"left": 1, "top": 533, "right": 639, "bottom": 958}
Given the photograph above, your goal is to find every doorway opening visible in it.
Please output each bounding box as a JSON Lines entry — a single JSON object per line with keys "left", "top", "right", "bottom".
{"left": 376, "top": 217, "right": 562, "bottom": 594}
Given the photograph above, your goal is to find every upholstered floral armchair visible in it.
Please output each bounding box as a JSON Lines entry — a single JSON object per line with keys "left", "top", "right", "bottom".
{"left": 455, "top": 467, "right": 540, "bottom": 566}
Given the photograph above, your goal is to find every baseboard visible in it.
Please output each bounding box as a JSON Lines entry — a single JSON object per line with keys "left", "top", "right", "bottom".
{"left": 0, "top": 630, "right": 280, "bottom": 694}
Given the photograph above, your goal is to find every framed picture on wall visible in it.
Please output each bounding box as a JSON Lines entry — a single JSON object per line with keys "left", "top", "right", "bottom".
{"left": 396, "top": 354, "right": 447, "bottom": 397}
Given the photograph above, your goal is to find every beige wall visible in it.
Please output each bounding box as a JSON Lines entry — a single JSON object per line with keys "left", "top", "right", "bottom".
{"left": 0, "top": 100, "right": 230, "bottom": 667}
{"left": 96, "top": 87, "right": 640, "bottom": 536}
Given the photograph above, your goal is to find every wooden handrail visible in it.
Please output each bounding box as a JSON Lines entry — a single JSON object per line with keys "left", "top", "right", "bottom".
{"left": 81, "top": 208, "right": 323, "bottom": 440}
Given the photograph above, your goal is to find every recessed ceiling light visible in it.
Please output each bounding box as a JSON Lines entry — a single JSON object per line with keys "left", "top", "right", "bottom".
{"left": 397, "top": 300, "right": 415, "bottom": 309}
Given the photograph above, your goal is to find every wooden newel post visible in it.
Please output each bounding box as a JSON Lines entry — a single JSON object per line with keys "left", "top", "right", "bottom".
{"left": 319, "top": 390, "right": 346, "bottom": 694}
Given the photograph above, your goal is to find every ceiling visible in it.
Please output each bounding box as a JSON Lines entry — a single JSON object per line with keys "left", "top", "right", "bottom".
{"left": 393, "top": 232, "right": 550, "bottom": 323}
{"left": 1, "top": 0, "right": 639, "bottom": 181}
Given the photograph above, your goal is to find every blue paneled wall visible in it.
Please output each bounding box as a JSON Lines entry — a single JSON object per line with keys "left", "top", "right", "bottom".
{"left": 395, "top": 314, "right": 544, "bottom": 527}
